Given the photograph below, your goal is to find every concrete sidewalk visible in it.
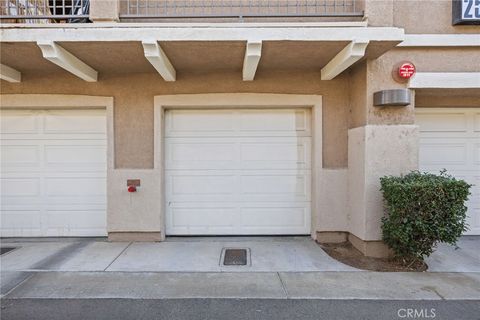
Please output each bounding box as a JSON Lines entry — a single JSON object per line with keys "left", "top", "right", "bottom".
{"left": 1, "top": 236, "right": 479, "bottom": 301}
{"left": 2, "top": 271, "right": 480, "bottom": 300}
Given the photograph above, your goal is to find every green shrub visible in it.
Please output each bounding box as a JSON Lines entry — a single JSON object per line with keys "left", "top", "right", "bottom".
{"left": 380, "top": 170, "right": 471, "bottom": 262}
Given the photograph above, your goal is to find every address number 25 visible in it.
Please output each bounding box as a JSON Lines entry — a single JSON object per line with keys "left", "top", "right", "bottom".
{"left": 463, "top": 0, "right": 480, "bottom": 19}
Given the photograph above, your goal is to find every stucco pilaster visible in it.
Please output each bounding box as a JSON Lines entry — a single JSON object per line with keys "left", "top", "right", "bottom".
{"left": 347, "top": 125, "right": 419, "bottom": 245}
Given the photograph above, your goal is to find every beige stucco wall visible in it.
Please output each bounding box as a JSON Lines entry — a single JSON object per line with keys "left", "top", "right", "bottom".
{"left": 365, "top": 54, "right": 415, "bottom": 126}
{"left": 348, "top": 47, "right": 480, "bottom": 128}
{"left": 0, "top": 70, "right": 349, "bottom": 169}
{"left": 364, "top": 0, "right": 394, "bottom": 27}
{"left": 348, "top": 62, "right": 368, "bottom": 129}
{"left": 365, "top": 0, "right": 480, "bottom": 34}
{"left": 348, "top": 58, "right": 414, "bottom": 129}
{"left": 316, "top": 169, "right": 349, "bottom": 232}
{"left": 393, "top": 0, "right": 480, "bottom": 34}
{"left": 108, "top": 169, "right": 162, "bottom": 233}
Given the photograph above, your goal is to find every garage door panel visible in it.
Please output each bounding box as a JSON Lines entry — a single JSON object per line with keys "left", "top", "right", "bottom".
{"left": 166, "top": 109, "right": 311, "bottom": 137}
{"left": 170, "top": 207, "right": 237, "bottom": 228}
{"left": 419, "top": 142, "right": 468, "bottom": 166}
{"left": 46, "top": 210, "right": 106, "bottom": 234}
{"left": 240, "top": 206, "right": 309, "bottom": 228}
{"left": 166, "top": 137, "right": 311, "bottom": 170}
{"left": 238, "top": 109, "right": 310, "bottom": 134}
{"left": 0, "top": 210, "right": 42, "bottom": 237}
{"left": 1, "top": 178, "right": 40, "bottom": 197}
{"left": 168, "top": 142, "right": 235, "bottom": 163}
{"left": 240, "top": 140, "right": 311, "bottom": 169}
{"left": 167, "top": 202, "right": 310, "bottom": 235}
{"left": 2, "top": 143, "right": 106, "bottom": 172}
{"left": 170, "top": 175, "right": 236, "bottom": 196}
{"left": 45, "top": 177, "right": 106, "bottom": 197}
{"left": 475, "top": 143, "right": 480, "bottom": 164}
{"left": 44, "top": 145, "right": 107, "bottom": 167}
{"left": 475, "top": 113, "right": 480, "bottom": 131}
{"left": 240, "top": 174, "right": 310, "bottom": 198}
{"left": 43, "top": 109, "right": 106, "bottom": 134}
{"left": 0, "top": 110, "right": 39, "bottom": 134}
{"left": 166, "top": 109, "right": 235, "bottom": 134}
{"left": 165, "top": 109, "right": 312, "bottom": 235}
{"left": 240, "top": 142, "right": 306, "bottom": 161}
{"left": 0, "top": 109, "right": 107, "bottom": 237}
{"left": 416, "top": 112, "right": 468, "bottom": 132}
{"left": 166, "top": 170, "right": 311, "bottom": 203}
{"left": 471, "top": 208, "right": 480, "bottom": 234}
{"left": 1, "top": 210, "right": 41, "bottom": 227}
{"left": 417, "top": 108, "right": 480, "bottom": 235}
{"left": 1, "top": 145, "right": 40, "bottom": 167}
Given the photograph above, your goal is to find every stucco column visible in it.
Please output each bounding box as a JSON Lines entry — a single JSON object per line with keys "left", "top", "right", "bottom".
{"left": 347, "top": 125, "right": 418, "bottom": 257}
{"left": 347, "top": 57, "right": 419, "bottom": 257}
{"left": 90, "top": 0, "right": 120, "bottom": 22}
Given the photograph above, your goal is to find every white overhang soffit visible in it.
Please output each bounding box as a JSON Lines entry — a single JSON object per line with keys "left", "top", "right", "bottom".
{"left": 0, "top": 64, "right": 21, "bottom": 82}
{"left": 243, "top": 41, "right": 262, "bottom": 81}
{"left": 409, "top": 73, "right": 480, "bottom": 89}
{"left": 142, "top": 40, "right": 176, "bottom": 82}
{"left": 321, "top": 40, "right": 369, "bottom": 80}
{"left": 36, "top": 41, "right": 98, "bottom": 82}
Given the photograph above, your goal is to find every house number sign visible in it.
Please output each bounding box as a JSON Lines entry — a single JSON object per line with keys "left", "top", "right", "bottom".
{"left": 453, "top": 0, "right": 480, "bottom": 25}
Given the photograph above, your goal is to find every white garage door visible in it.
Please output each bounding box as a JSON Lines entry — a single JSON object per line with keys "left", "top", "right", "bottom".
{"left": 417, "top": 108, "right": 480, "bottom": 235}
{"left": 0, "top": 109, "right": 107, "bottom": 237}
{"left": 165, "top": 109, "right": 312, "bottom": 235}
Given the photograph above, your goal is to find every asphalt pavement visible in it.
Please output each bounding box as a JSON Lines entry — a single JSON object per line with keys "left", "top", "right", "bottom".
{"left": 1, "top": 298, "right": 479, "bottom": 320}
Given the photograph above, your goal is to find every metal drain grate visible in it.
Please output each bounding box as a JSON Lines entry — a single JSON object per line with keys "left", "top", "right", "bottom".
{"left": 0, "top": 247, "right": 17, "bottom": 255}
{"left": 223, "top": 248, "right": 248, "bottom": 266}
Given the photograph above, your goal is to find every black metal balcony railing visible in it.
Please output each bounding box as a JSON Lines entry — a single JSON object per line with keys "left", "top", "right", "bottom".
{"left": 0, "top": 0, "right": 89, "bottom": 22}
{"left": 120, "top": 0, "right": 363, "bottom": 20}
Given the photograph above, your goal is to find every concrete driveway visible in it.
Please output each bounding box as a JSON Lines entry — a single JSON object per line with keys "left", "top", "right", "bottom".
{"left": 0, "top": 236, "right": 357, "bottom": 273}
{"left": 425, "top": 236, "right": 480, "bottom": 272}
{"left": 2, "top": 236, "right": 479, "bottom": 275}
{"left": 1, "top": 236, "right": 479, "bottom": 320}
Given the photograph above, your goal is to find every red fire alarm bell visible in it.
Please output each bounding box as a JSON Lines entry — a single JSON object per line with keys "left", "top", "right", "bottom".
{"left": 398, "top": 62, "right": 416, "bottom": 79}
{"left": 127, "top": 185, "right": 137, "bottom": 193}
{"left": 392, "top": 61, "right": 416, "bottom": 83}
